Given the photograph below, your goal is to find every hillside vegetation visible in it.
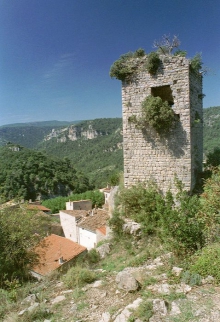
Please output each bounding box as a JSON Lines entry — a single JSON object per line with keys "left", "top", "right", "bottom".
{"left": 2, "top": 168, "right": 220, "bottom": 321}
{"left": 1, "top": 109, "right": 220, "bottom": 188}
{"left": 39, "top": 118, "right": 123, "bottom": 188}
{"left": 0, "top": 144, "right": 92, "bottom": 203}
{"left": 203, "top": 106, "right": 220, "bottom": 152}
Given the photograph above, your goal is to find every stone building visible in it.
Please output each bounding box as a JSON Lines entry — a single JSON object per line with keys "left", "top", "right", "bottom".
{"left": 120, "top": 55, "right": 203, "bottom": 194}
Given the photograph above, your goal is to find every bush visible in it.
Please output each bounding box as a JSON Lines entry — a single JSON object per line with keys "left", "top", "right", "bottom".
{"left": 160, "top": 183, "right": 205, "bottom": 254}
{"left": 181, "top": 271, "right": 202, "bottom": 286}
{"left": 146, "top": 52, "right": 161, "bottom": 75}
{"left": 111, "top": 180, "right": 205, "bottom": 255}
{"left": 205, "top": 148, "right": 220, "bottom": 168}
{"left": 129, "top": 300, "right": 153, "bottom": 321}
{"left": 109, "top": 52, "right": 137, "bottom": 81}
{"left": 190, "top": 53, "right": 203, "bottom": 74}
{"left": 110, "top": 49, "right": 146, "bottom": 81}
{"left": 174, "top": 49, "right": 187, "bottom": 57}
{"left": 141, "top": 95, "right": 175, "bottom": 133}
{"left": 109, "top": 210, "right": 125, "bottom": 237}
{"left": 114, "top": 182, "right": 165, "bottom": 235}
{"left": 190, "top": 244, "right": 220, "bottom": 282}
{"left": 0, "top": 207, "right": 49, "bottom": 286}
{"left": 133, "top": 48, "right": 146, "bottom": 57}
{"left": 63, "top": 266, "right": 96, "bottom": 288}
{"left": 199, "top": 168, "right": 220, "bottom": 244}
{"left": 86, "top": 249, "right": 101, "bottom": 264}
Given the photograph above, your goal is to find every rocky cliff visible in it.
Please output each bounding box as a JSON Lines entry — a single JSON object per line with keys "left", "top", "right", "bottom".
{"left": 44, "top": 124, "right": 108, "bottom": 143}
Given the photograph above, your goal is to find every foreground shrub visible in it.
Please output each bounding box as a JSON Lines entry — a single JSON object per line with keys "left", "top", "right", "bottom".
{"left": 115, "top": 182, "right": 165, "bottom": 235}
{"left": 160, "top": 186, "right": 205, "bottom": 254}
{"left": 111, "top": 180, "right": 205, "bottom": 255}
{"left": 190, "top": 243, "right": 220, "bottom": 282}
{"left": 181, "top": 271, "right": 202, "bottom": 286}
{"left": 0, "top": 207, "right": 49, "bottom": 286}
{"left": 63, "top": 266, "right": 96, "bottom": 288}
{"left": 86, "top": 249, "right": 101, "bottom": 264}
{"left": 110, "top": 170, "right": 220, "bottom": 255}
{"left": 199, "top": 168, "right": 220, "bottom": 244}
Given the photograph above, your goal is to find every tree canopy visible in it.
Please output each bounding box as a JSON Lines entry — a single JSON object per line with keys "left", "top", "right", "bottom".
{"left": 0, "top": 144, "right": 92, "bottom": 203}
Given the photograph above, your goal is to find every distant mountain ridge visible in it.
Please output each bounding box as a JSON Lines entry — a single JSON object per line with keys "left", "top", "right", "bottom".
{"left": 0, "top": 120, "right": 80, "bottom": 128}
{"left": 0, "top": 120, "right": 81, "bottom": 149}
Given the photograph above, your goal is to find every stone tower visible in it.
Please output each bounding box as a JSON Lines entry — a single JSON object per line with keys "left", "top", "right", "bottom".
{"left": 121, "top": 55, "right": 203, "bottom": 194}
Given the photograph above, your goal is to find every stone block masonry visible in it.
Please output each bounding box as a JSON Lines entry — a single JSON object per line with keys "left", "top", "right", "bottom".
{"left": 121, "top": 55, "right": 203, "bottom": 194}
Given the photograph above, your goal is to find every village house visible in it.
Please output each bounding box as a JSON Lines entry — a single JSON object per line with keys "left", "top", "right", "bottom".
{"left": 59, "top": 208, "right": 109, "bottom": 250}
{"left": 30, "top": 234, "right": 86, "bottom": 279}
{"left": 77, "top": 209, "right": 109, "bottom": 250}
{"left": 99, "top": 185, "right": 111, "bottom": 205}
{"left": 59, "top": 209, "right": 88, "bottom": 242}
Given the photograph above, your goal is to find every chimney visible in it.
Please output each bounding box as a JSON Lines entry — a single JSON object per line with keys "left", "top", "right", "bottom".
{"left": 59, "top": 257, "right": 64, "bottom": 264}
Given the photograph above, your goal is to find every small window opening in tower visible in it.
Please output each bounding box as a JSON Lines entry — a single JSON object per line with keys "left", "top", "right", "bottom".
{"left": 151, "top": 85, "right": 174, "bottom": 106}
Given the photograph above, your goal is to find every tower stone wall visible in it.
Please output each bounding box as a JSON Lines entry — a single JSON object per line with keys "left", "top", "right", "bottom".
{"left": 122, "top": 55, "right": 203, "bottom": 194}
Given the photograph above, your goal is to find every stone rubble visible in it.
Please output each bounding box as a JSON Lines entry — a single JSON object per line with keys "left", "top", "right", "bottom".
{"left": 5, "top": 252, "right": 220, "bottom": 322}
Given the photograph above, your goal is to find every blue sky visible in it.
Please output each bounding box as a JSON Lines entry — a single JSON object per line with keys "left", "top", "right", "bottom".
{"left": 0, "top": 0, "right": 219, "bottom": 126}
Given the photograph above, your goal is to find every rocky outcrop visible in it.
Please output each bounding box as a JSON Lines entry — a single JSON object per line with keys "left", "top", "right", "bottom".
{"left": 44, "top": 124, "right": 107, "bottom": 142}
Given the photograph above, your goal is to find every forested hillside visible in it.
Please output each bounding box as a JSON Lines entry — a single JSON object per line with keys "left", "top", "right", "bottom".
{"left": 0, "top": 120, "right": 78, "bottom": 149}
{"left": 39, "top": 118, "right": 123, "bottom": 187}
{"left": 1, "top": 110, "right": 220, "bottom": 189}
{"left": 203, "top": 106, "right": 220, "bottom": 153}
{"left": 0, "top": 144, "right": 92, "bottom": 203}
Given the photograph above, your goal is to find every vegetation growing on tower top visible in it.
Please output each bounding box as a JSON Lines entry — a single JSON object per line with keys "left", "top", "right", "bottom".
{"left": 110, "top": 35, "right": 206, "bottom": 81}
{"left": 109, "top": 48, "right": 146, "bottom": 81}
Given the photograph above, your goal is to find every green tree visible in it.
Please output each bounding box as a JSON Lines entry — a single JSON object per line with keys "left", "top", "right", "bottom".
{"left": 0, "top": 207, "right": 49, "bottom": 286}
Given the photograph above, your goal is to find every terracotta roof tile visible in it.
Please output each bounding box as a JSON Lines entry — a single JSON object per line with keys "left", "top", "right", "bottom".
{"left": 31, "top": 234, "right": 86, "bottom": 276}
{"left": 97, "top": 226, "right": 106, "bottom": 235}
{"left": 78, "top": 209, "right": 109, "bottom": 233}
{"left": 27, "top": 205, "right": 51, "bottom": 211}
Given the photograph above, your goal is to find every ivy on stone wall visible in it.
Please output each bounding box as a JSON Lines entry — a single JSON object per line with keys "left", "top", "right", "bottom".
{"left": 128, "top": 95, "right": 176, "bottom": 134}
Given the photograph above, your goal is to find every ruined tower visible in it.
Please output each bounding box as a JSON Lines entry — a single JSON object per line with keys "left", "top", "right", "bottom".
{"left": 120, "top": 54, "right": 203, "bottom": 194}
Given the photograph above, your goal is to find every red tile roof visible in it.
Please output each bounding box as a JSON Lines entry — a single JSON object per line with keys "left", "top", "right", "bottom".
{"left": 27, "top": 205, "right": 51, "bottom": 211}
{"left": 97, "top": 226, "right": 106, "bottom": 235}
{"left": 31, "top": 234, "right": 86, "bottom": 276}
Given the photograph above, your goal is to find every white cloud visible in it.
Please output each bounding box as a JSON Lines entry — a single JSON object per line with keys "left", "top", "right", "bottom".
{"left": 43, "top": 53, "right": 75, "bottom": 81}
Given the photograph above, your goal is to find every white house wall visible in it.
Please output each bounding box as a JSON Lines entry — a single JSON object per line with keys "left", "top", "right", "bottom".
{"left": 59, "top": 211, "right": 78, "bottom": 242}
{"left": 79, "top": 228, "right": 96, "bottom": 250}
